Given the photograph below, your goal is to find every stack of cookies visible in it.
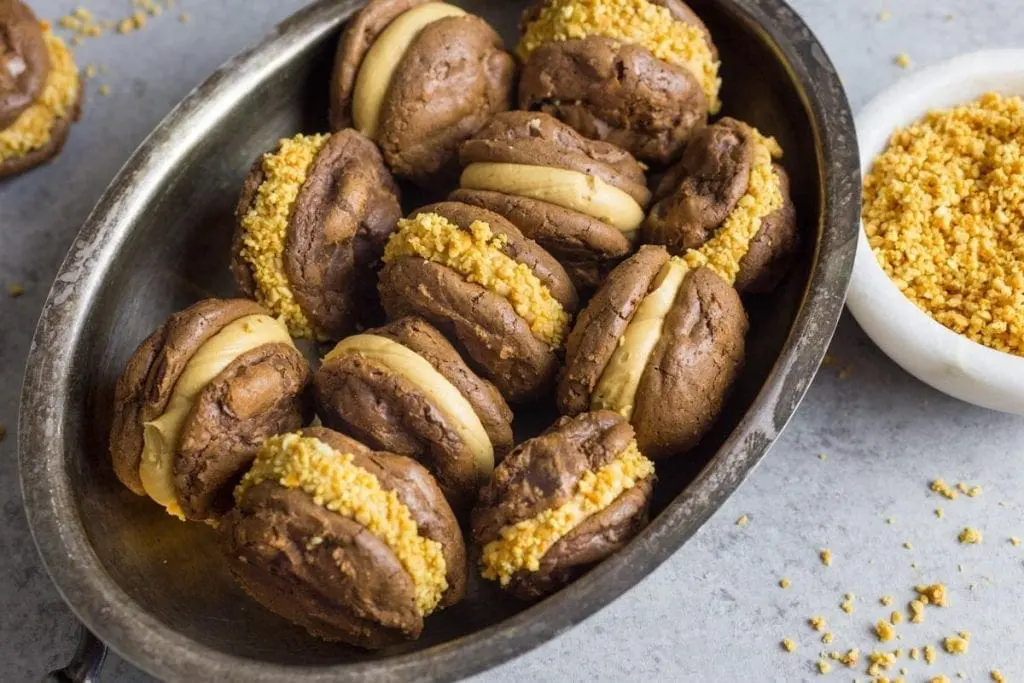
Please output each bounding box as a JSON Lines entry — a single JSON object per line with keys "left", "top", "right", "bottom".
{"left": 109, "top": 0, "right": 798, "bottom": 649}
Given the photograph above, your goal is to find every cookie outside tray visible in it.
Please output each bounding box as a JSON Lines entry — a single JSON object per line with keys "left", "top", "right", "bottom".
{"left": 315, "top": 315, "right": 514, "bottom": 508}
{"left": 329, "top": 0, "right": 515, "bottom": 188}
{"left": 109, "top": 298, "right": 312, "bottom": 522}
{"left": 1, "top": 1, "right": 83, "bottom": 179}
{"left": 221, "top": 426, "right": 466, "bottom": 649}
{"left": 472, "top": 410, "right": 655, "bottom": 600}
{"left": 451, "top": 111, "right": 651, "bottom": 296}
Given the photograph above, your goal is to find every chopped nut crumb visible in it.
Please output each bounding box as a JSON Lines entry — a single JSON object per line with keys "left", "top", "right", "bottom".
{"left": 7, "top": 282, "right": 24, "bottom": 297}
{"left": 908, "top": 600, "right": 925, "bottom": 623}
{"left": 822, "top": 632, "right": 834, "bottom": 644}
{"left": 886, "top": 517, "right": 895, "bottom": 525}
{"left": 880, "top": 596, "right": 893, "bottom": 606}
{"left": 809, "top": 616, "right": 827, "bottom": 632}
{"left": 781, "top": 638, "right": 797, "bottom": 652}
{"left": 85, "top": 64, "right": 98, "bottom": 78}
{"left": 894, "top": 52, "right": 912, "bottom": 68}
{"left": 817, "top": 659, "right": 832, "bottom": 674}
{"left": 959, "top": 527, "right": 982, "bottom": 544}
{"left": 935, "top": 508, "right": 945, "bottom": 519}
{"left": 930, "top": 677, "right": 951, "bottom": 683}
{"left": 992, "top": 670, "right": 1006, "bottom": 682}
{"left": 943, "top": 633, "right": 969, "bottom": 654}
{"left": 903, "top": 541, "right": 912, "bottom": 550}
{"left": 779, "top": 577, "right": 791, "bottom": 589}
{"left": 820, "top": 549, "right": 832, "bottom": 566}
{"left": 956, "top": 482, "right": 982, "bottom": 497}
{"left": 1011, "top": 537, "right": 1021, "bottom": 547}
{"left": 179, "top": 12, "right": 191, "bottom": 23}
{"left": 930, "top": 480, "right": 958, "bottom": 500}
{"left": 867, "top": 650, "right": 897, "bottom": 676}
{"left": 735, "top": 514, "right": 750, "bottom": 527}
{"left": 841, "top": 596, "right": 855, "bottom": 614}
{"left": 98, "top": 84, "right": 111, "bottom": 96}
{"left": 915, "top": 584, "right": 948, "bottom": 607}
{"left": 818, "top": 453, "right": 828, "bottom": 461}
{"left": 923, "top": 645, "right": 937, "bottom": 664}
{"left": 875, "top": 620, "right": 895, "bottom": 642}
{"left": 837, "top": 648, "right": 860, "bottom": 668}
{"left": 890, "top": 611, "right": 902, "bottom": 625}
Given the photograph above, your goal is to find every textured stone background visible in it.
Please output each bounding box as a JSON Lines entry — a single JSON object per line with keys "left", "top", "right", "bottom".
{"left": 1, "top": 1, "right": 1022, "bottom": 681}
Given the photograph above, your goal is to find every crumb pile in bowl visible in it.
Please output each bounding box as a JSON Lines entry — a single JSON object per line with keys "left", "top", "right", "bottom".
{"left": 862, "top": 93, "right": 1024, "bottom": 358}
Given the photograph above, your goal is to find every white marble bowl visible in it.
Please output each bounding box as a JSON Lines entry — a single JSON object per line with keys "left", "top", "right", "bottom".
{"left": 849, "top": 49, "right": 1024, "bottom": 415}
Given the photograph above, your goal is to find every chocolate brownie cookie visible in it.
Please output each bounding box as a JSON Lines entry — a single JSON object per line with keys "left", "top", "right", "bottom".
{"left": 558, "top": 245, "right": 746, "bottom": 459}
{"left": 315, "top": 316, "right": 514, "bottom": 507}
{"left": 109, "top": 298, "right": 312, "bottom": 521}
{"left": 452, "top": 111, "right": 651, "bottom": 294}
{"left": 517, "top": 0, "right": 720, "bottom": 165}
{"left": 643, "top": 118, "right": 798, "bottom": 293}
{"left": 222, "top": 427, "right": 466, "bottom": 648}
{"left": 232, "top": 129, "right": 401, "bottom": 340}
{"left": 472, "top": 411, "right": 654, "bottom": 599}
{"left": 1, "top": 2, "right": 82, "bottom": 179}
{"left": 330, "top": 0, "right": 515, "bottom": 188}
{"left": 377, "top": 201, "right": 579, "bottom": 403}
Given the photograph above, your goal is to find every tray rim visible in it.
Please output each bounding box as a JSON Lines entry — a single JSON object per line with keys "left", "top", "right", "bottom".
{"left": 19, "top": 0, "right": 860, "bottom": 680}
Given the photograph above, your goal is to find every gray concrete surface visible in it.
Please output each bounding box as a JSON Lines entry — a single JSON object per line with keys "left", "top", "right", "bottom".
{"left": 2, "top": 1, "right": 1022, "bottom": 681}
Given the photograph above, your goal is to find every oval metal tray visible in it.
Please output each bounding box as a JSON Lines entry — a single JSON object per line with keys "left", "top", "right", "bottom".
{"left": 19, "top": 0, "right": 859, "bottom": 680}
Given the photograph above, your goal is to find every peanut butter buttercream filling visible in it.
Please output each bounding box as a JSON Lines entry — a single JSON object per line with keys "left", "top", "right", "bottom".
{"left": 239, "top": 133, "right": 329, "bottom": 340}
{"left": 682, "top": 130, "right": 784, "bottom": 283}
{"left": 460, "top": 162, "right": 645, "bottom": 233}
{"left": 518, "top": 0, "right": 721, "bottom": 113}
{"left": 591, "top": 256, "right": 690, "bottom": 418}
{"left": 324, "top": 334, "right": 494, "bottom": 479}
{"left": 480, "top": 440, "right": 653, "bottom": 585}
{"left": 140, "top": 314, "right": 295, "bottom": 519}
{"left": 383, "top": 212, "right": 570, "bottom": 348}
{"left": 0, "top": 25, "right": 79, "bottom": 161}
{"left": 236, "top": 433, "right": 449, "bottom": 615}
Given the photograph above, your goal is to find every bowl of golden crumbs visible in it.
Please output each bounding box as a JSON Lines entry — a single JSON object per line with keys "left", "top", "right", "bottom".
{"left": 849, "top": 49, "right": 1024, "bottom": 415}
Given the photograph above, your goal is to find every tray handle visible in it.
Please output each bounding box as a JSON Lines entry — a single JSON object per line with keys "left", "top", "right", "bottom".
{"left": 43, "top": 626, "right": 107, "bottom": 683}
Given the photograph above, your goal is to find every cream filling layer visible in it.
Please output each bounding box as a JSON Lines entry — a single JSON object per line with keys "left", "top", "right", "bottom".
{"left": 140, "top": 314, "right": 293, "bottom": 519}
{"left": 352, "top": 2, "right": 466, "bottom": 139}
{"left": 325, "top": 334, "right": 494, "bottom": 479}
{"left": 591, "top": 257, "right": 690, "bottom": 420}
{"left": 460, "top": 162, "right": 646, "bottom": 233}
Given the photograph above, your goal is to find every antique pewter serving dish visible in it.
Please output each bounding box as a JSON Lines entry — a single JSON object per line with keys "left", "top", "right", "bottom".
{"left": 20, "top": 0, "right": 859, "bottom": 680}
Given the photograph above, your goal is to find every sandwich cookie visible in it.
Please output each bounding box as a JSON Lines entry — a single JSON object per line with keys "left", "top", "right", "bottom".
{"left": 643, "top": 117, "right": 798, "bottom": 293}
{"left": 452, "top": 111, "right": 651, "bottom": 295}
{"left": 109, "top": 299, "right": 312, "bottom": 521}
{"left": 558, "top": 245, "right": 746, "bottom": 459}
{"left": 329, "top": 0, "right": 515, "bottom": 187}
{"left": 517, "top": 0, "right": 720, "bottom": 165}
{"left": 472, "top": 411, "right": 654, "bottom": 599}
{"left": 232, "top": 129, "right": 402, "bottom": 340}
{"left": 1, "top": 2, "right": 82, "bottom": 179}
{"left": 315, "top": 316, "right": 514, "bottom": 507}
{"left": 377, "top": 201, "right": 579, "bottom": 403}
{"left": 222, "top": 427, "right": 466, "bottom": 648}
